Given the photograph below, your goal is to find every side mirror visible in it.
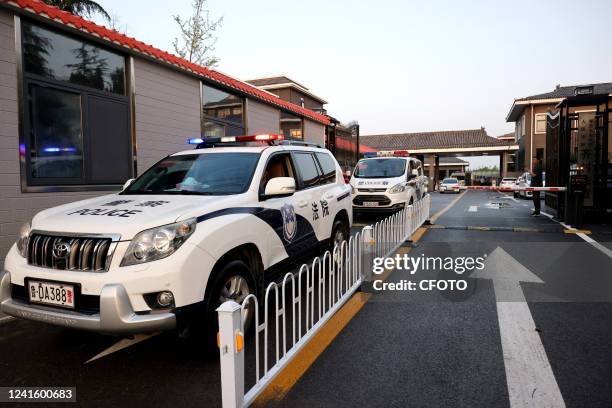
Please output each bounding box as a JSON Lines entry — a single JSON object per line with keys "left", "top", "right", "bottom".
{"left": 122, "top": 178, "right": 135, "bottom": 191}
{"left": 412, "top": 169, "right": 419, "bottom": 176}
{"left": 264, "top": 177, "right": 296, "bottom": 198}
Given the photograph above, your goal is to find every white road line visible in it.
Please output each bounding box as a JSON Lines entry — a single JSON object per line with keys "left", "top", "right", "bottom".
{"left": 468, "top": 205, "right": 478, "bottom": 212}
{"left": 474, "top": 247, "right": 566, "bottom": 408}
{"left": 85, "top": 333, "right": 160, "bottom": 364}
{"left": 541, "top": 211, "right": 612, "bottom": 259}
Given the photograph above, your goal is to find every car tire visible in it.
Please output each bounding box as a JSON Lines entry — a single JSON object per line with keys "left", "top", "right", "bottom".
{"left": 330, "top": 217, "right": 350, "bottom": 254}
{"left": 202, "top": 259, "right": 257, "bottom": 349}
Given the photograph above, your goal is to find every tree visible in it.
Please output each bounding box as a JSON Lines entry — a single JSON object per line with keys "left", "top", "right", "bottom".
{"left": 43, "top": 0, "right": 110, "bottom": 22}
{"left": 172, "top": 0, "right": 223, "bottom": 67}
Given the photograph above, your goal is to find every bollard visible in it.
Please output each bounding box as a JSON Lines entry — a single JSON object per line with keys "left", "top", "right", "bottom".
{"left": 217, "top": 301, "right": 244, "bottom": 408}
{"left": 360, "top": 225, "right": 375, "bottom": 292}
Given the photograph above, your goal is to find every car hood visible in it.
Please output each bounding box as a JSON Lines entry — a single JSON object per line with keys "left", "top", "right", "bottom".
{"left": 30, "top": 193, "right": 243, "bottom": 240}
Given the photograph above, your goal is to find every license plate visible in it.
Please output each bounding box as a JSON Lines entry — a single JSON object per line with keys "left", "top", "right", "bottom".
{"left": 28, "top": 280, "right": 75, "bottom": 309}
{"left": 363, "top": 202, "right": 379, "bottom": 207}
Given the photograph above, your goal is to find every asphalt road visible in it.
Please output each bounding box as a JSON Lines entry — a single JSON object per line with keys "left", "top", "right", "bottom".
{"left": 282, "top": 190, "right": 612, "bottom": 407}
{"left": 1, "top": 191, "right": 609, "bottom": 407}
{"left": 0, "top": 206, "right": 388, "bottom": 408}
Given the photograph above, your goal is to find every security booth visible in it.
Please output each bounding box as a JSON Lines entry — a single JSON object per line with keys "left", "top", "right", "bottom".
{"left": 545, "top": 86, "right": 612, "bottom": 224}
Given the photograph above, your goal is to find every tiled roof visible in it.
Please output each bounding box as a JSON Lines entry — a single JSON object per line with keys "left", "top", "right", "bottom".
{"left": 516, "top": 82, "right": 612, "bottom": 101}
{"left": 497, "top": 132, "right": 515, "bottom": 139}
{"left": 361, "top": 129, "right": 515, "bottom": 150}
{"left": 4, "top": 0, "right": 330, "bottom": 125}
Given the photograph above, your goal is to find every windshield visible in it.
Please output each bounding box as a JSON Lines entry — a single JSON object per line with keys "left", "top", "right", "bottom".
{"left": 443, "top": 178, "right": 458, "bottom": 184}
{"left": 123, "top": 153, "right": 260, "bottom": 195}
{"left": 353, "top": 158, "right": 406, "bottom": 178}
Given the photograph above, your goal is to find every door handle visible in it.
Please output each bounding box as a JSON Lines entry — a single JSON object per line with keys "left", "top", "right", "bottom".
{"left": 297, "top": 200, "right": 308, "bottom": 208}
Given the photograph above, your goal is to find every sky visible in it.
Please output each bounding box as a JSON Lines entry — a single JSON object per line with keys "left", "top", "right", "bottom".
{"left": 94, "top": 0, "right": 612, "bottom": 168}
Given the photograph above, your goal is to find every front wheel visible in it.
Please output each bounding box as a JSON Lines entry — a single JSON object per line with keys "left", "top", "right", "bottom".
{"left": 203, "top": 259, "right": 257, "bottom": 348}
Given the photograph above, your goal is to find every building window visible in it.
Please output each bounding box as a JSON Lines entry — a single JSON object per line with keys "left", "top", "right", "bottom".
{"left": 21, "top": 20, "right": 131, "bottom": 188}
{"left": 535, "top": 113, "right": 546, "bottom": 133}
{"left": 521, "top": 115, "right": 526, "bottom": 136}
{"left": 23, "top": 22, "right": 125, "bottom": 94}
{"left": 202, "top": 83, "right": 244, "bottom": 137}
{"left": 280, "top": 111, "right": 303, "bottom": 140}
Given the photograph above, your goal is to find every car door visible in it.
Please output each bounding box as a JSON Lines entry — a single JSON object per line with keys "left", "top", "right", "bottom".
{"left": 314, "top": 151, "right": 343, "bottom": 239}
{"left": 258, "top": 151, "right": 311, "bottom": 262}
{"left": 291, "top": 151, "right": 328, "bottom": 243}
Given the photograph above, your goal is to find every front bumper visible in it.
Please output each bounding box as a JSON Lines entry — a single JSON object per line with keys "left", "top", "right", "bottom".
{"left": 0, "top": 271, "right": 176, "bottom": 335}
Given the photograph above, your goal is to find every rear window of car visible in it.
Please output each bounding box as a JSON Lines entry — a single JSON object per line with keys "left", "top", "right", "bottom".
{"left": 315, "top": 152, "right": 337, "bottom": 184}
{"left": 293, "top": 152, "right": 321, "bottom": 188}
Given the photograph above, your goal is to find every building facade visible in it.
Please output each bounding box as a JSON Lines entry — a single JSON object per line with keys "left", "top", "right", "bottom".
{"left": 0, "top": 1, "right": 330, "bottom": 264}
{"left": 506, "top": 83, "right": 612, "bottom": 221}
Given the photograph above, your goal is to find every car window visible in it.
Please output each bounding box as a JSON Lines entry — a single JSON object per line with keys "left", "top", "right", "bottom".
{"left": 315, "top": 152, "right": 337, "bottom": 184}
{"left": 354, "top": 158, "right": 406, "bottom": 178}
{"left": 443, "top": 178, "right": 458, "bottom": 184}
{"left": 123, "top": 153, "right": 260, "bottom": 195}
{"left": 293, "top": 152, "right": 321, "bottom": 189}
{"left": 260, "top": 153, "right": 296, "bottom": 194}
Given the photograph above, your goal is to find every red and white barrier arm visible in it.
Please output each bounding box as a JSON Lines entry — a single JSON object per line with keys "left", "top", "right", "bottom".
{"left": 464, "top": 186, "right": 567, "bottom": 192}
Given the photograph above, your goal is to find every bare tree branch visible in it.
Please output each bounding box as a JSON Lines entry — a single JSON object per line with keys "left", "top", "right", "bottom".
{"left": 172, "top": 0, "right": 222, "bottom": 68}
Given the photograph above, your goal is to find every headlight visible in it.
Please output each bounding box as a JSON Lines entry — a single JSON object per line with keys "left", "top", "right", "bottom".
{"left": 16, "top": 221, "right": 31, "bottom": 258}
{"left": 389, "top": 183, "right": 406, "bottom": 194}
{"left": 121, "top": 218, "right": 196, "bottom": 266}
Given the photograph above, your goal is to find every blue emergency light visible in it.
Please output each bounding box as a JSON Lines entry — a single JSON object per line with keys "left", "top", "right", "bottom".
{"left": 364, "top": 152, "right": 378, "bottom": 158}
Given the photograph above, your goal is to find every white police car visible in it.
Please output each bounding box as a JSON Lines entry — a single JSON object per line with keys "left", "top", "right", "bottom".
{"left": 0, "top": 134, "right": 352, "bottom": 337}
{"left": 350, "top": 151, "right": 428, "bottom": 213}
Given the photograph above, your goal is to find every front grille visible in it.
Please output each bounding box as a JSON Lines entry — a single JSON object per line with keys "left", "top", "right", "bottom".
{"left": 357, "top": 188, "right": 387, "bottom": 193}
{"left": 353, "top": 195, "right": 392, "bottom": 206}
{"left": 27, "top": 233, "right": 114, "bottom": 272}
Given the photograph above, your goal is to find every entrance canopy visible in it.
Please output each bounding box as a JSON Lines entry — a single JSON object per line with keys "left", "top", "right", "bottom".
{"left": 360, "top": 128, "right": 518, "bottom": 157}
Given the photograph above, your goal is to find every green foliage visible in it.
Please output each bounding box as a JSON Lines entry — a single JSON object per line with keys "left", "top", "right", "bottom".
{"left": 172, "top": 0, "right": 223, "bottom": 68}
{"left": 43, "top": 0, "right": 110, "bottom": 22}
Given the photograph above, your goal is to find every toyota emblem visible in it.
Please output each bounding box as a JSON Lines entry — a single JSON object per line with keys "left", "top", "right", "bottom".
{"left": 52, "top": 242, "right": 71, "bottom": 259}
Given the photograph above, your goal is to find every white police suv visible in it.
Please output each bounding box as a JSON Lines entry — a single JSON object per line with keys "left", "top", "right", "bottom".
{"left": 350, "top": 151, "right": 428, "bottom": 213}
{"left": 0, "top": 134, "right": 352, "bottom": 336}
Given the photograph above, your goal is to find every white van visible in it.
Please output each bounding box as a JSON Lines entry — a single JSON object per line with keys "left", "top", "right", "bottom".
{"left": 349, "top": 151, "right": 428, "bottom": 213}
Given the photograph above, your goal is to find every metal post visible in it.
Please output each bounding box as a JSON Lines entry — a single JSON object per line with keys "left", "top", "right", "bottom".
{"left": 217, "top": 301, "right": 244, "bottom": 408}
{"left": 360, "top": 225, "right": 374, "bottom": 292}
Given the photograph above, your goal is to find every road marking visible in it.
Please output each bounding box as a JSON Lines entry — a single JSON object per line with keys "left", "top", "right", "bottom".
{"left": 563, "top": 229, "right": 591, "bottom": 235}
{"left": 253, "top": 228, "right": 428, "bottom": 407}
{"left": 85, "top": 333, "right": 160, "bottom": 364}
{"left": 473, "top": 247, "right": 566, "bottom": 408}
{"left": 468, "top": 205, "right": 478, "bottom": 212}
{"left": 430, "top": 190, "right": 467, "bottom": 223}
{"left": 541, "top": 211, "right": 612, "bottom": 259}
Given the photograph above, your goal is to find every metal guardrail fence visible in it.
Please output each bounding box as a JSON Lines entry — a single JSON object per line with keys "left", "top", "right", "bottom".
{"left": 217, "top": 194, "right": 431, "bottom": 408}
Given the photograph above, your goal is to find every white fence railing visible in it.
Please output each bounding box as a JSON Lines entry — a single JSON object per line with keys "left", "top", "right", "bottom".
{"left": 217, "top": 194, "right": 431, "bottom": 408}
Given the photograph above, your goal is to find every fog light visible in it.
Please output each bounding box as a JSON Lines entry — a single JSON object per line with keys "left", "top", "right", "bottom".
{"left": 157, "top": 291, "right": 174, "bottom": 307}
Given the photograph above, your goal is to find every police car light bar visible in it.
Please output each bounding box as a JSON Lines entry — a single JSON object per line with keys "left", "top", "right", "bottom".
{"left": 187, "top": 134, "right": 284, "bottom": 145}
{"left": 364, "top": 150, "right": 410, "bottom": 158}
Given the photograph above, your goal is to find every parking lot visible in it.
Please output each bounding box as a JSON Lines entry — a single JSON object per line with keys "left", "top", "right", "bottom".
{"left": 1, "top": 190, "right": 611, "bottom": 407}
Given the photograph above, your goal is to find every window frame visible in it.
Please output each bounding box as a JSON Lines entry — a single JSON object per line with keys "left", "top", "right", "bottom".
{"left": 17, "top": 17, "right": 133, "bottom": 192}
{"left": 534, "top": 113, "right": 547, "bottom": 134}
{"left": 280, "top": 110, "right": 304, "bottom": 141}
{"left": 201, "top": 82, "right": 245, "bottom": 137}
